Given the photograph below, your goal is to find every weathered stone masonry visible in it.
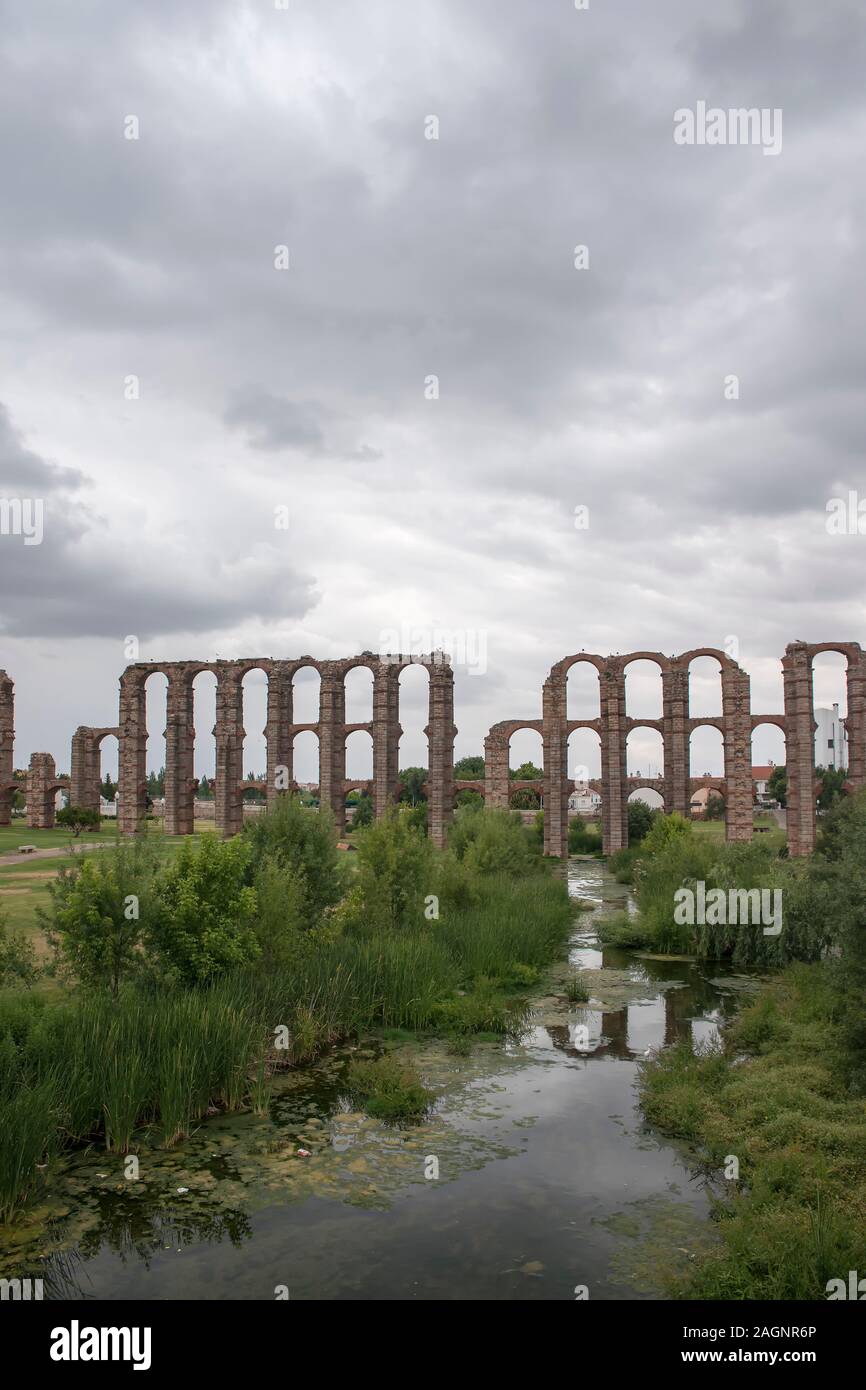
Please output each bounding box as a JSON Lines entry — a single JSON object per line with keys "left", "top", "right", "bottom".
{"left": 116, "top": 653, "right": 457, "bottom": 846}
{"left": 485, "top": 644, "right": 866, "bottom": 858}
{"left": 7, "top": 640, "right": 865, "bottom": 857}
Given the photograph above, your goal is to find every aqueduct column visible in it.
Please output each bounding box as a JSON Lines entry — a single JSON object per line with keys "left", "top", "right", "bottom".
{"left": 783, "top": 642, "right": 816, "bottom": 857}
{"left": 164, "top": 668, "right": 196, "bottom": 836}
{"left": 372, "top": 663, "right": 400, "bottom": 818}
{"left": 214, "top": 666, "right": 244, "bottom": 838}
{"left": 600, "top": 666, "right": 628, "bottom": 854}
{"left": 0, "top": 671, "right": 14, "bottom": 825}
{"left": 426, "top": 661, "right": 456, "bottom": 848}
{"left": 844, "top": 650, "right": 866, "bottom": 793}
{"left": 484, "top": 726, "right": 510, "bottom": 810}
{"left": 26, "top": 753, "right": 57, "bottom": 829}
{"left": 318, "top": 662, "right": 347, "bottom": 834}
{"left": 118, "top": 671, "right": 147, "bottom": 833}
{"left": 70, "top": 727, "right": 100, "bottom": 812}
{"left": 663, "top": 664, "right": 691, "bottom": 818}
{"left": 721, "top": 665, "right": 753, "bottom": 842}
{"left": 542, "top": 675, "right": 568, "bottom": 857}
{"left": 266, "top": 664, "right": 293, "bottom": 806}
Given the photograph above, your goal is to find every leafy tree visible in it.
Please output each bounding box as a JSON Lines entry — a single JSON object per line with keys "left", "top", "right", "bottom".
{"left": 767, "top": 765, "right": 787, "bottom": 807}
{"left": 0, "top": 907, "right": 39, "bottom": 989}
{"left": 510, "top": 761, "right": 543, "bottom": 781}
{"left": 56, "top": 805, "right": 101, "bottom": 837}
{"left": 42, "top": 839, "right": 159, "bottom": 994}
{"left": 352, "top": 792, "right": 374, "bottom": 828}
{"left": 454, "top": 755, "right": 485, "bottom": 778}
{"left": 242, "top": 795, "right": 343, "bottom": 921}
{"left": 704, "top": 794, "right": 726, "bottom": 821}
{"left": 197, "top": 775, "right": 213, "bottom": 800}
{"left": 398, "top": 767, "right": 428, "bottom": 805}
{"left": 149, "top": 835, "right": 259, "bottom": 985}
{"left": 627, "top": 799, "right": 658, "bottom": 844}
{"left": 350, "top": 807, "right": 435, "bottom": 929}
{"left": 100, "top": 774, "right": 116, "bottom": 802}
{"left": 817, "top": 765, "right": 847, "bottom": 811}
{"left": 510, "top": 788, "right": 541, "bottom": 809}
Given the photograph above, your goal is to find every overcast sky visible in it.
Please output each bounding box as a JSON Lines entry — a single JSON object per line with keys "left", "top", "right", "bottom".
{"left": 1, "top": 0, "right": 864, "bottom": 784}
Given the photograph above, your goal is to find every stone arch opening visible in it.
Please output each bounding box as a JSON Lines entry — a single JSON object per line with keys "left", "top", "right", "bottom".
{"left": 344, "top": 664, "right": 374, "bottom": 723}
{"left": 292, "top": 664, "right": 321, "bottom": 724}
{"left": 628, "top": 786, "right": 664, "bottom": 811}
{"left": 689, "top": 722, "right": 724, "bottom": 777}
{"left": 623, "top": 658, "right": 664, "bottom": 720}
{"left": 241, "top": 667, "right": 268, "bottom": 795}
{"left": 626, "top": 724, "right": 664, "bottom": 779}
{"left": 568, "top": 726, "right": 601, "bottom": 783}
{"left": 292, "top": 728, "right": 320, "bottom": 790}
{"left": 688, "top": 655, "right": 723, "bottom": 718}
{"left": 811, "top": 651, "right": 848, "bottom": 772}
{"left": 345, "top": 727, "right": 373, "bottom": 781}
{"left": 509, "top": 725, "right": 544, "bottom": 779}
{"left": 566, "top": 659, "right": 601, "bottom": 720}
{"left": 192, "top": 669, "right": 217, "bottom": 806}
{"left": 397, "top": 663, "right": 430, "bottom": 775}
{"left": 143, "top": 671, "right": 168, "bottom": 811}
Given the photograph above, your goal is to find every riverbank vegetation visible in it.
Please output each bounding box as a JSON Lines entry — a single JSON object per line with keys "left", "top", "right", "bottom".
{"left": 637, "top": 792, "right": 866, "bottom": 1297}
{"left": 0, "top": 801, "right": 573, "bottom": 1221}
{"left": 640, "top": 962, "right": 866, "bottom": 1298}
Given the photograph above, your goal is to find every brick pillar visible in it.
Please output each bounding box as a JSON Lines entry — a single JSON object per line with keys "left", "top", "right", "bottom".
{"left": 426, "top": 660, "right": 455, "bottom": 848}
{"left": 372, "top": 662, "right": 400, "bottom": 819}
{"left": 543, "top": 677, "right": 568, "bottom": 857}
{"left": 27, "top": 753, "right": 57, "bottom": 829}
{"left": 783, "top": 642, "right": 816, "bottom": 856}
{"left": 118, "top": 670, "right": 147, "bottom": 834}
{"left": 318, "top": 662, "right": 346, "bottom": 835}
{"left": 845, "top": 651, "right": 866, "bottom": 793}
{"left": 0, "top": 670, "right": 14, "bottom": 826}
{"left": 722, "top": 665, "right": 753, "bottom": 843}
{"left": 214, "top": 666, "right": 244, "bottom": 838}
{"left": 484, "top": 727, "right": 510, "bottom": 809}
{"left": 165, "top": 669, "right": 195, "bottom": 836}
{"left": 70, "top": 727, "right": 99, "bottom": 812}
{"left": 600, "top": 667, "right": 628, "bottom": 854}
{"left": 266, "top": 664, "right": 294, "bottom": 806}
{"left": 663, "top": 664, "right": 690, "bottom": 816}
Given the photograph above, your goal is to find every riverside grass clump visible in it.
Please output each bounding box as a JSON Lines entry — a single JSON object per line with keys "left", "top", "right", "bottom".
{"left": 344, "top": 1053, "right": 433, "bottom": 1122}
{"left": 0, "top": 801, "right": 574, "bottom": 1221}
{"left": 639, "top": 963, "right": 866, "bottom": 1300}
{"left": 613, "top": 807, "right": 852, "bottom": 965}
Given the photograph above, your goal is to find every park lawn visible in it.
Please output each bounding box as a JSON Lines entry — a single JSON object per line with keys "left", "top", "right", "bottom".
{"left": 0, "top": 823, "right": 216, "bottom": 949}
{"left": 0, "top": 822, "right": 120, "bottom": 853}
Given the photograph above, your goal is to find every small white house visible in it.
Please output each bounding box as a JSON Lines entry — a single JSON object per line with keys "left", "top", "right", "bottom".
{"left": 568, "top": 783, "right": 601, "bottom": 815}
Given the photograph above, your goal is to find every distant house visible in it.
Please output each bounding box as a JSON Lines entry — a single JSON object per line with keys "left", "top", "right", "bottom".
{"left": 814, "top": 704, "right": 848, "bottom": 771}
{"left": 752, "top": 765, "right": 777, "bottom": 807}
{"left": 689, "top": 786, "right": 723, "bottom": 815}
{"left": 568, "top": 783, "right": 601, "bottom": 815}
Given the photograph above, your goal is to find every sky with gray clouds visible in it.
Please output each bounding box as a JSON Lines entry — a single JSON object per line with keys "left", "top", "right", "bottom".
{"left": 1, "top": 0, "right": 864, "bottom": 785}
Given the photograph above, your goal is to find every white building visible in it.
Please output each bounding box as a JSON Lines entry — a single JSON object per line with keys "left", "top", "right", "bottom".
{"left": 814, "top": 704, "right": 848, "bottom": 771}
{"left": 568, "top": 783, "right": 601, "bottom": 815}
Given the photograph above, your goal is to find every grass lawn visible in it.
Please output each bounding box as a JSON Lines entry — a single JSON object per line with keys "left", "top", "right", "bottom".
{"left": 0, "top": 819, "right": 216, "bottom": 949}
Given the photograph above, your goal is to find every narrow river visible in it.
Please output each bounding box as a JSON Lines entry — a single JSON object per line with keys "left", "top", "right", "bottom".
{"left": 3, "top": 861, "right": 759, "bottom": 1300}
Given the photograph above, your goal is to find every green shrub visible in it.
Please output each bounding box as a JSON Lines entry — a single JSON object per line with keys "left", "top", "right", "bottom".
{"left": 41, "top": 838, "right": 160, "bottom": 994}
{"left": 149, "top": 835, "right": 259, "bottom": 984}
{"left": 243, "top": 795, "right": 344, "bottom": 921}
{"left": 568, "top": 820, "right": 603, "bottom": 854}
{"left": 344, "top": 1053, "right": 433, "bottom": 1122}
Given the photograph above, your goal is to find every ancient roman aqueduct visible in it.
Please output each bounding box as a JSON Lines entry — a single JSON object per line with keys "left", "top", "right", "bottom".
{"left": 1, "top": 640, "right": 863, "bottom": 858}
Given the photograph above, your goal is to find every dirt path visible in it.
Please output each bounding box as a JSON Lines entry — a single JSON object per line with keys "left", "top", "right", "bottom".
{"left": 0, "top": 840, "right": 109, "bottom": 867}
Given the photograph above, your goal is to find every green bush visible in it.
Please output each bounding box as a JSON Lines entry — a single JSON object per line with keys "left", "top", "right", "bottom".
{"left": 242, "top": 795, "right": 344, "bottom": 921}
{"left": 344, "top": 1053, "right": 433, "bottom": 1121}
{"left": 568, "top": 820, "right": 603, "bottom": 854}
{"left": 149, "top": 835, "right": 259, "bottom": 984}
{"left": 41, "top": 838, "right": 160, "bottom": 994}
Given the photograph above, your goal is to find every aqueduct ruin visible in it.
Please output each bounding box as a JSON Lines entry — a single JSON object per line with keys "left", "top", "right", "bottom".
{"left": 3, "top": 639, "right": 864, "bottom": 858}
